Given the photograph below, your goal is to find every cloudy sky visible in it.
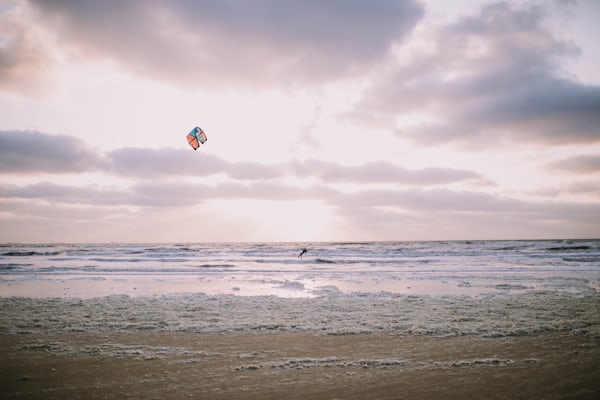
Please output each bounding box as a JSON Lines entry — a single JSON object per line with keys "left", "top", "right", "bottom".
{"left": 1, "top": 0, "right": 599, "bottom": 243}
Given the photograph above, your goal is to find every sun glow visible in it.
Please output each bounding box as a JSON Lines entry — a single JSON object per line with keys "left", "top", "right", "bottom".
{"left": 207, "top": 199, "right": 338, "bottom": 242}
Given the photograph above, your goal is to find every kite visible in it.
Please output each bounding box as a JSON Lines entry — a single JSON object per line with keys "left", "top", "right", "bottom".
{"left": 187, "top": 127, "right": 207, "bottom": 151}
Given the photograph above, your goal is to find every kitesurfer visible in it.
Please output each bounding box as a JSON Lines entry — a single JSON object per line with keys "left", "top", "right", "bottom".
{"left": 298, "top": 248, "right": 308, "bottom": 258}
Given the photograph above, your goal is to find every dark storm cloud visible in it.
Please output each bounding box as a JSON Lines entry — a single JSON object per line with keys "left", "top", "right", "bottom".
{"left": 353, "top": 2, "right": 600, "bottom": 146}
{"left": 25, "top": 0, "right": 423, "bottom": 86}
{"left": 0, "top": 130, "right": 104, "bottom": 173}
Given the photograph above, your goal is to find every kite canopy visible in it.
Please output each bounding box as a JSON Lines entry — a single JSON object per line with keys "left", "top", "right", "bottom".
{"left": 187, "top": 127, "right": 207, "bottom": 151}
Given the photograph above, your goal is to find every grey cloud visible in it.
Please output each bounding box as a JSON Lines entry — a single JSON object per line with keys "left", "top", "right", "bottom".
{"left": 27, "top": 0, "right": 424, "bottom": 86}
{"left": 132, "top": 180, "right": 338, "bottom": 207}
{"left": 131, "top": 181, "right": 215, "bottom": 207}
{"left": 289, "top": 159, "right": 486, "bottom": 185}
{"left": 0, "top": 130, "right": 104, "bottom": 173}
{"left": 0, "top": 198, "right": 130, "bottom": 221}
{"left": 107, "top": 147, "right": 229, "bottom": 178}
{"left": 4, "top": 180, "right": 594, "bottom": 222}
{"left": 0, "top": 180, "right": 453, "bottom": 211}
{"left": 338, "top": 188, "right": 524, "bottom": 213}
{"left": 0, "top": 3, "right": 57, "bottom": 94}
{"left": 446, "top": 75, "right": 600, "bottom": 146}
{"left": 0, "top": 181, "right": 186, "bottom": 208}
{"left": 108, "top": 148, "right": 283, "bottom": 180}
{"left": 562, "top": 180, "right": 600, "bottom": 195}
{"left": 110, "top": 152, "right": 487, "bottom": 185}
{"left": 337, "top": 187, "right": 600, "bottom": 239}
{"left": 1, "top": 130, "right": 487, "bottom": 185}
{"left": 3, "top": 181, "right": 598, "bottom": 239}
{"left": 0, "top": 181, "right": 214, "bottom": 208}
{"left": 226, "top": 161, "right": 284, "bottom": 180}
{"left": 352, "top": 2, "right": 600, "bottom": 146}
{"left": 111, "top": 152, "right": 489, "bottom": 185}
{"left": 0, "top": 182, "right": 132, "bottom": 206}
{"left": 545, "top": 154, "right": 600, "bottom": 173}
{"left": 532, "top": 180, "right": 600, "bottom": 197}
{"left": 0, "top": 180, "right": 336, "bottom": 208}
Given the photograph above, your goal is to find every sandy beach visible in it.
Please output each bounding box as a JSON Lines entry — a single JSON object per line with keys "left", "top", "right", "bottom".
{"left": 2, "top": 331, "right": 599, "bottom": 399}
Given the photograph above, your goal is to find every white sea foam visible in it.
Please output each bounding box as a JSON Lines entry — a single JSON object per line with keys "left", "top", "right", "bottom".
{"left": 234, "top": 357, "right": 520, "bottom": 372}
{"left": 1, "top": 291, "right": 598, "bottom": 338}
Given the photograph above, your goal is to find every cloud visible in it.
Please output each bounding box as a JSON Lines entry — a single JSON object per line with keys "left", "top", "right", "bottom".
{"left": 107, "top": 147, "right": 229, "bottom": 178}
{"left": 0, "top": 2, "right": 59, "bottom": 94}
{"left": 337, "top": 187, "right": 524, "bottom": 213}
{"left": 1, "top": 130, "right": 487, "bottom": 185}
{"left": 545, "top": 154, "right": 600, "bottom": 173}
{"left": 336, "top": 187, "right": 600, "bottom": 239}
{"left": 3, "top": 180, "right": 598, "bottom": 241}
{"left": 109, "top": 148, "right": 279, "bottom": 181}
{"left": 0, "top": 182, "right": 132, "bottom": 206}
{"left": 25, "top": 0, "right": 424, "bottom": 87}
{"left": 0, "top": 180, "right": 335, "bottom": 208}
{"left": 3, "top": 179, "right": 597, "bottom": 225}
{"left": 288, "top": 159, "right": 487, "bottom": 185}
{"left": 108, "top": 147, "right": 487, "bottom": 185}
{"left": 0, "top": 198, "right": 131, "bottom": 221}
{"left": 532, "top": 180, "right": 600, "bottom": 197}
{"left": 0, "top": 130, "right": 104, "bottom": 174}
{"left": 352, "top": 2, "right": 600, "bottom": 147}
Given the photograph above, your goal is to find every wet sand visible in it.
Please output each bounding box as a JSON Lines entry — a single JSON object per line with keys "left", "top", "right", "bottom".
{"left": 2, "top": 332, "right": 599, "bottom": 399}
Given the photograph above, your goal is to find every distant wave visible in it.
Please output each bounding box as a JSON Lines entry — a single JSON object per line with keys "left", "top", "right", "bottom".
{"left": 195, "top": 264, "right": 236, "bottom": 269}
{"left": 0, "top": 264, "right": 23, "bottom": 270}
{"left": 562, "top": 257, "right": 600, "bottom": 263}
{"left": 2, "top": 251, "right": 62, "bottom": 256}
{"left": 547, "top": 246, "right": 593, "bottom": 251}
{"left": 493, "top": 284, "right": 533, "bottom": 291}
{"left": 316, "top": 258, "right": 336, "bottom": 264}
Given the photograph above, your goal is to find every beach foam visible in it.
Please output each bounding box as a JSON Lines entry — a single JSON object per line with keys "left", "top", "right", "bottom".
{"left": 1, "top": 291, "right": 598, "bottom": 338}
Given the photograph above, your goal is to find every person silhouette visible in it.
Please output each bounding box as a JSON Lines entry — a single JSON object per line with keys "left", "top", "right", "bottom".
{"left": 298, "top": 248, "right": 308, "bottom": 258}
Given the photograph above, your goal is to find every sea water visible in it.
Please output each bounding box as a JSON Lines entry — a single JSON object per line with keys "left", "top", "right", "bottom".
{"left": 1, "top": 240, "right": 599, "bottom": 336}
{"left": 1, "top": 240, "right": 599, "bottom": 298}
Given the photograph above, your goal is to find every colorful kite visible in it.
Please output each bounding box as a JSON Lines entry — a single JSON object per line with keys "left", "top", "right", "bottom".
{"left": 187, "top": 127, "right": 207, "bottom": 151}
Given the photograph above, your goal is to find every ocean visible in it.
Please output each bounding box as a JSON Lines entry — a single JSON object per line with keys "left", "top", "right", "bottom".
{"left": 1, "top": 240, "right": 599, "bottom": 336}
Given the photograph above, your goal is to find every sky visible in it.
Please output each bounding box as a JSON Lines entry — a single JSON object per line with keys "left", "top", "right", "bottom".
{"left": 1, "top": 0, "right": 599, "bottom": 243}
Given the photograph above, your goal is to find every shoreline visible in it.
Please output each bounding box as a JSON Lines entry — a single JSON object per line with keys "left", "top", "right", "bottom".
{"left": 2, "top": 331, "right": 599, "bottom": 399}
